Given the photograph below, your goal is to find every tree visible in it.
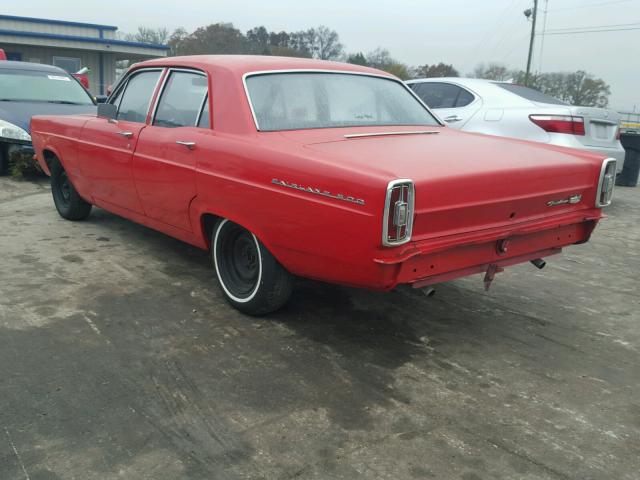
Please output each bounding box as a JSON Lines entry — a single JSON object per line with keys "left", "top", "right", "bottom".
{"left": 415, "top": 62, "right": 459, "bottom": 78}
{"left": 289, "top": 26, "right": 343, "bottom": 60}
{"left": 471, "top": 62, "right": 511, "bottom": 81}
{"left": 513, "top": 70, "right": 610, "bottom": 107}
{"left": 167, "top": 27, "right": 188, "bottom": 56}
{"left": 365, "top": 48, "right": 412, "bottom": 80}
{"left": 124, "top": 26, "right": 169, "bottom": 45}
{"left": 246, "top": 26, "right": 271, "bottom": 54}
{"left": 170, "top": 23, "right": 248, "bottom": 55}
{"left": 347, "top": 52, "right": 368, "bottom": 66}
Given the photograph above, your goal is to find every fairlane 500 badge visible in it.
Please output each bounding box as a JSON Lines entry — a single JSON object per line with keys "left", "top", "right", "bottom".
{"left": 271, "top": 179, "right": 366, "bottom": 206}
{"left": 547, "top": 194, "right": 582, "bottom": 207}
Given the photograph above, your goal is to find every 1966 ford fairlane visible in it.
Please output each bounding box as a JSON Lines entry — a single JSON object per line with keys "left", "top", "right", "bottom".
{"left": 30, "top": 55, "right": 617, "bottom": 315}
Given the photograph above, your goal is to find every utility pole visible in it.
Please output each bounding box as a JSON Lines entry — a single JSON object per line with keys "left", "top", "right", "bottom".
{"left": 524, "top": 0, "right": 539, "bottom": 86}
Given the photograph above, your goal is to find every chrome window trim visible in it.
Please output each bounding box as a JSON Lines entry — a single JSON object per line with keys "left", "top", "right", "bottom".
{"left": 595, "top": 157, "right": 617, "bottom": 207}
{"left": 382, "top": 179, "right": 415, "bottom": 247}
{"left": 196, "top": 94, "right": 209, "bottom": 128}
{"left": 150, "top": 67, "right": 208, "bottom": 128}
{"left": 242, "top": 69, "right": 444, "bottom": 132}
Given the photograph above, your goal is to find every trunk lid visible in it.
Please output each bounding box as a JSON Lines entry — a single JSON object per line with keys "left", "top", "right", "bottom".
{"left": 288, "top": 127, "right": 599, "bottom": 241}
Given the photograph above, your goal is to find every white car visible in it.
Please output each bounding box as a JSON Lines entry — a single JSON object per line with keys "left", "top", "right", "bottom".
{"left": 407, "top": 77, "right": 625, "bottom": 174}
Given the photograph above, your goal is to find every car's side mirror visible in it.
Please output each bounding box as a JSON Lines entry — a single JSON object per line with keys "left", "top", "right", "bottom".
{"left": 95, "top": 95, "right": 109, "bottom": 104}
{"left": 97, "top": 103, "right": 117, "bottom": 120}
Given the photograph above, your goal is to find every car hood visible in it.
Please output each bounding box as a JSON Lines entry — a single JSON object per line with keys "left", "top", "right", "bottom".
{"left": 0, "top": 101, "right": 96, "bottom": 134}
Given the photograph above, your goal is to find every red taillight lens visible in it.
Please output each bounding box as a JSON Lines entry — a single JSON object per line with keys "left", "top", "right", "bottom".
{"left": 529, "top": 115, "right": 585, "bottom": 136}
{"left": 383, "top": 180, "right": 414, "bottom": 246}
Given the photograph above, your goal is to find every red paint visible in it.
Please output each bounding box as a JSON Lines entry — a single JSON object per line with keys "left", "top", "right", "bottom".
{"left": 0, "top": 49, "right": 6, "bottom": 61}
{"left": 30, "top": 56, "right": 609, "bottom": 291}
{"left": 72, "top": 73, "right": 90, "bottom": 90}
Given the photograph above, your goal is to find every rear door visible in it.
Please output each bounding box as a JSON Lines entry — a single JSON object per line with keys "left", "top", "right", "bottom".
{"left": 410, "top": 81, "right": 481, "bottom": 128}
{"left": 132, "top": 69, "right": 209, "bottom": 231}
{"left": 79, "top": 69, "right": 162, "bottom": 213}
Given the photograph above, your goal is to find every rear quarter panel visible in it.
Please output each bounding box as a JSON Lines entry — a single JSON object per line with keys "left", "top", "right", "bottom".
{"left": 191, "top": 131, "right": 394, "bottom": 288}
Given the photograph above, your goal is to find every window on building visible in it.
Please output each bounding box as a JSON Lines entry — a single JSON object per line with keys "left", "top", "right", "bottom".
{"left": 53, "top": 56, "right": 81, "bottom": 74}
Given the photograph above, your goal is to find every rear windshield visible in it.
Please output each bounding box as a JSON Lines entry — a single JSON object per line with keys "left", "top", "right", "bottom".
{"left": 494, "top": 82, "right": 567, "bottom": 106}
{"left": 0, "top": 68, "right": 94, "bottom": 105}
{"left": 245, "top": 72, "right": 439, "bottom": 131}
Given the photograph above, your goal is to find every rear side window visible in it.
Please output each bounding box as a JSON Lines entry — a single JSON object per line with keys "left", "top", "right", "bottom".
{"left": 116, "top": 70, "right": 161, "bottom": 123}
{"left": 494, "top": 83, "right": 567, "bottom": 105}
{"left": 154, "top": 71, "right": 208, "bottom": 128}
{"left": 410, "top": 82, "right": 474, "bottom": 108}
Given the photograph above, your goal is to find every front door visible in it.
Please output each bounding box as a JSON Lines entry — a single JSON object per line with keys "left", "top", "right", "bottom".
{"left": 79, "top": 69, "right": 163, "bottom": 213}
{"left": 132, "top": 69, "right": 209, "bottom": 231}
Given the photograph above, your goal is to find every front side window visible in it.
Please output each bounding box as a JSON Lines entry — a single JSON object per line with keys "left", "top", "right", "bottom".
{"left": 0, "top": 68, "right": 94, "bottom": 105}
{"left": 117, "top": 70, "right": 161, "bottom": 123}
{"left": 245, "top": 72, "right": 439, "bottom": 131}
{"left": 154, "top": 71, "right": 208, "bottom": 128}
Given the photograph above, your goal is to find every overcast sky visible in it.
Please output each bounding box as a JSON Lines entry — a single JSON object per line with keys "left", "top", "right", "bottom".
{"left": 7, "top": 0, "right": 640, "bottom": 110}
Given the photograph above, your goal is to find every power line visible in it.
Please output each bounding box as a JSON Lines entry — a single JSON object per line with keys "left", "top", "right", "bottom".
{"left": 549, "top": 0, "right": 636, "bottom": 12}
{"left": 545, "top": 21, "right": 640, "bottom": 32}
{"left": 544, "top": 26, "right": 640, "bottom": 34}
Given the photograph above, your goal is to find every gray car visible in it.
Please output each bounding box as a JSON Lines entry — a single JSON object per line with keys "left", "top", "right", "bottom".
{"left": 407, "top": 77, "right": 625, "bottom": 174}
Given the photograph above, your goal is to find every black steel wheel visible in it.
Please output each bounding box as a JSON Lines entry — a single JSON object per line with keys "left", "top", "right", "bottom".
{"left": 212, "top": 219, "right": 293, "bottom": 315}
{"left": 50, "top": 158, "right": 92, "bottom": 220}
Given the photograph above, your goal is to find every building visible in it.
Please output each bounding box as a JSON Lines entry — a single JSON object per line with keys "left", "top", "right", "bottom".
{"left": 0, "top": 15, "right": 169, "bottom": 95}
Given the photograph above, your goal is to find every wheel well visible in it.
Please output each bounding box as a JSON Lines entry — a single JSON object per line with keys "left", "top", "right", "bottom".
{"left": 201, "top": 213, "right": 221, "bottom": 249}
{"left": 43, "top": 150, "right": 58, "bottom": 170}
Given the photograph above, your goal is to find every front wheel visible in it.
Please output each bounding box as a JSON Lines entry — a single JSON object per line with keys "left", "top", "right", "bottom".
{"left": 212, "top": 219, "right": 293, "bottom": 315}
{"left": 50, "top": 159, "right": 92, "bottom": 220}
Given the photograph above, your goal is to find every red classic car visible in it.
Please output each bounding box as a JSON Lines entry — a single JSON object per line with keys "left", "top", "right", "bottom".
{"left": 30, "top": 55, "right": 617, "bottom": 315}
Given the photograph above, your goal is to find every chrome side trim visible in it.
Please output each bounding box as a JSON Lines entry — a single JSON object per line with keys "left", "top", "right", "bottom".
{"left": 344, "top": 130, "right": 439, "bottom": 139}
{"left": 595, "top": 157, "right": 617, "bottom": 207}
{"left": 382, "top": 179, "right": 415, "bottom": 247}
{"left": 241, "top": 69, "right": 444, "bottom": 132}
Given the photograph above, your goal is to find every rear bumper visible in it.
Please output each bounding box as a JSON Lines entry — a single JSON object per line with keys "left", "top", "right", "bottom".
{"left": 373, "top": 211, "right": 601, "bottom": 290}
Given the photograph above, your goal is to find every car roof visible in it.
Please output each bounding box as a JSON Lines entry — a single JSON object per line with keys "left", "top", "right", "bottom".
{"left": 132, "top": 54, "right": 394, "bottom": 78}
{"left": 0, "top": 60, "right": 68, "bottom": 74}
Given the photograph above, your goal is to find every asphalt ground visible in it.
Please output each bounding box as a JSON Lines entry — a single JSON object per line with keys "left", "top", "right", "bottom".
{"left": 1, "top": 177, "right": 638, "bottom": 480}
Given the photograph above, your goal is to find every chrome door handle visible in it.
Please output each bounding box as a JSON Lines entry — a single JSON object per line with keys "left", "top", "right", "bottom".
{"left": 117, "top": 131, "right": 133, "bottom": 138}
{"left": 444, "top": 115, "right": 462, "bottom": 123}
{"left": 176, "top": 140, "right": 196, "bottom": 150}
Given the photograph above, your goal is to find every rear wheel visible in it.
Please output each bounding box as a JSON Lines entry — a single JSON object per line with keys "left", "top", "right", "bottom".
{"left": 212, "top": 219, "right": 293, "bottom": 315}
{"left": 50, "top": 159, "right": 92, "bottom": 220}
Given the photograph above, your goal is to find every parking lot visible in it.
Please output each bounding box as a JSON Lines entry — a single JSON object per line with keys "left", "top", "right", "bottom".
{"left": 0, "top": 176, "right": 638, "bottom": 480}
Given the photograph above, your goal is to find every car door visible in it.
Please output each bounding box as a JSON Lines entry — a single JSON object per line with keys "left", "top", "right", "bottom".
{"left": 78, "top": 68, "right": 162, "bottom": 213}
{"left": 132, "top": 69, "right": 209, "bottom": 231}
{"left": 411, "top": 82, "right": 480, "bottom": 129}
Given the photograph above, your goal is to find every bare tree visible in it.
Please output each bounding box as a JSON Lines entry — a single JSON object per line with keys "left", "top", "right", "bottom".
{"left": 471, "top": 62, "right": 511, "bottom": 81}
{"left": 125, "top": 26, "right": 169, "bottom": 45}
{"left": 415, "top": 62, "right": 459, "bottom": 78}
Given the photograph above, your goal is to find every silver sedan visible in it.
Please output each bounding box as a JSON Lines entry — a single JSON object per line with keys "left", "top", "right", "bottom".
{"left": 407, "top": 77, "right": 625, "bottom": 174}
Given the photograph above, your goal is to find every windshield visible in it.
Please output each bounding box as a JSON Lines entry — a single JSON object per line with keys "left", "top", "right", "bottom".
{"left": 245, "top": 72, "right": 439, "bottom": 131}
{"left": 0, "top": 69, "right": 94, "bottom": 105}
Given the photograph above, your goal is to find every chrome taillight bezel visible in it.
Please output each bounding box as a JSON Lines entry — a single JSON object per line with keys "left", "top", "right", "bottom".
{"left": 382, "top": 179, "right": 415, "bottom": 247}
{"left": 595, "top": 158, "right": 617, "bottom": 207}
